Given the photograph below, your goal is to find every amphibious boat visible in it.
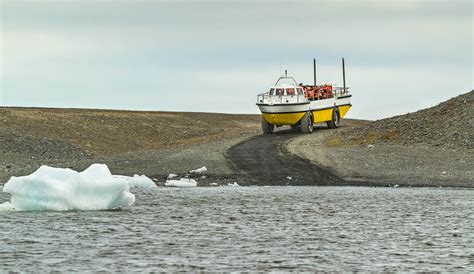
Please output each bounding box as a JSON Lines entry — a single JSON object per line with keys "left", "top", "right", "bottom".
{"left": 256, "top": 58, "right": 352, "bottom": 134}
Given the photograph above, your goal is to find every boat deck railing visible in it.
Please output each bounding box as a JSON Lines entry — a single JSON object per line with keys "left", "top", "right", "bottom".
{"left": 257, "top": 93, "right": 307, "bottom": 104}
{"left": 333, "top": 87, "right": 350, "bottom": 97}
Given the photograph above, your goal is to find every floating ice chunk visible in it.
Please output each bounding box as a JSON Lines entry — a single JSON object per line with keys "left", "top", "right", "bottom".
{"left": 227, "top": 182, "right": 239, "bottom": 187}
{"left": 167, "top": 173, "right": 178, "bottom": 179}
{"left": 0, "top": 201, "right": 13, "bottom": 212}
{"left": 113, "top": 174, "right": 157, "bottom": 188}
{"left": 189, "top": 166, "right": 207, "bottom": 174}
{"left": 393, "top": 184, "right": 399, "bottom": 188}
{"left": 286, "top": 176, "right": 292, "bottom": 180}
{"left": 165, "top": 178, "right": 197, "bottom": 188}
{"left": 367, "top": 144, "right": 374, "bottom": 149}
{"left": 2, "top": 164, "right": 135, "bottom": 211}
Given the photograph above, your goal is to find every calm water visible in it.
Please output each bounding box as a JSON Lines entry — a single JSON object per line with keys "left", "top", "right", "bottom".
{"left": 1, "top": 186, "right": 473, "bottom": 271}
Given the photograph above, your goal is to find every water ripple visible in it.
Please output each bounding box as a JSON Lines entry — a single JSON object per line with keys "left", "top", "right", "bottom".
{"left": 0, "top": 186, "right": 473, "bottom": 271}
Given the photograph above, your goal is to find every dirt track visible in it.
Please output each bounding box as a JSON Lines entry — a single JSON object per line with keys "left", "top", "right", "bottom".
{"left": 227, "top": 126, "right": 364, "bottom": 186}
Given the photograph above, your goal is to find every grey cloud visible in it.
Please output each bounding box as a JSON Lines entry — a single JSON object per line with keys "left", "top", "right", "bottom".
{"left": 1, "top": 0, "right": 472, "bottom": 119}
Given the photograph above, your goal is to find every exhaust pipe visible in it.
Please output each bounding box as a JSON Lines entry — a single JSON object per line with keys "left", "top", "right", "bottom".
{"left": 342, "top": 58, "right": 346, "bottom": 92}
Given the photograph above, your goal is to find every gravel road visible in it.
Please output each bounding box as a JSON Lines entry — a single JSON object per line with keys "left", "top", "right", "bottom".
{"left": 226, "top": 126, "right": 360, "bottom": 186}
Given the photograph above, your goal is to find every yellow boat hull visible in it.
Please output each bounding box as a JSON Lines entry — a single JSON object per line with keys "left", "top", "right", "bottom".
{"left": 262, "top": 105, "right": 351, "bottom": 126}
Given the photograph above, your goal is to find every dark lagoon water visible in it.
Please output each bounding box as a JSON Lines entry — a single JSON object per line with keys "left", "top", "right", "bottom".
{"left": 1, "top": 186, "right": 473, "bottom": 272}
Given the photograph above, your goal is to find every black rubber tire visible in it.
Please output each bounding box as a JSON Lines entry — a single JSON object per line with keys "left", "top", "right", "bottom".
{"left": 300, "top": 111, "right": 314, "bottom": 134}
{"left": 326, "top": 108, "right": 340, "bottom": 129}
{"left": 261, "top": 118, "right": 274, "bottom": 134}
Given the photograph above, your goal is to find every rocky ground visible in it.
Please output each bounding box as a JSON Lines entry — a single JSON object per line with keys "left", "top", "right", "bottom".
{"left": 0, "top": 108, "right": 260, "bottom": 184}
{"left": 1, "top": 91, "right": 472, "bottom": 187}
{"left": 288, "top": 91, "right": 473, "bottom": 187}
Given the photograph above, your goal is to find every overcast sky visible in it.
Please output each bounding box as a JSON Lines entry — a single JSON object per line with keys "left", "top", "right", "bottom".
{"left": 1, "top": 0, "right": 472, "bottom": 119}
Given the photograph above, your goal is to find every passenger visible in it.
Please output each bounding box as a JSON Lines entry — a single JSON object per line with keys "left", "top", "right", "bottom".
{"left": 303, "top": 86, "right": 310, "bottom": 98}
{"left": 307, "top": 87, "right": 315, "bottom": 101}
{"left": 314, "top": 89, "right": 322, "bottom": 100}
{"left": 287, "top": 88, "right": 295, "bottom": 95}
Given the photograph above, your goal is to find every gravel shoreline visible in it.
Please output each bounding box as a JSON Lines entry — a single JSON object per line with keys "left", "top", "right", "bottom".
{"left": 3, "top": 125, "right": 472, "bottom": 187}
{"left": 0, "top": 132, "right": 254, "bottom": 186}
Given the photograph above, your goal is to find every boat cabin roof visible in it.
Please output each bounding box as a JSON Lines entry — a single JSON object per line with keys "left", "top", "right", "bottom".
{"left": 272, "top": 76, "right": 299, "bottom": 88}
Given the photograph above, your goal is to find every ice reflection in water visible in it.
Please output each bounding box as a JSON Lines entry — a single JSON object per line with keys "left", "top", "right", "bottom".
{"left": 1, "top": 186, "right": 473, "bottom": 271}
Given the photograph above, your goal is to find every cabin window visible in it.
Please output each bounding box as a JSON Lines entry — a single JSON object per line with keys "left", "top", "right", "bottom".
{"left": 275, "top": 88, "right": 284, "bottom": 96}
{"left": 269, "top": 88, "right": 275, "bottom": 95}
{"left": 297, "top": 88, "right": 303, "bottom": 95}
{"left": 287, "top": 88, "right": 295, "bottom": 95}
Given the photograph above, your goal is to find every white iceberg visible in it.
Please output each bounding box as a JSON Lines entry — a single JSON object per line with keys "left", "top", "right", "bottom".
{"left": 113, "top": 174, "right": 157, "bottom": 188}
{"left": 165, "top": 178, "right": 197, "bottom": 188}
{"left": 227, "top": 182, "right": 239, "bottom": 187}
{"left": 1, "top": 164, "right": 135, "bottom": 211}
{"left": 189, "top": 166, "right": 207, "bottom": 174}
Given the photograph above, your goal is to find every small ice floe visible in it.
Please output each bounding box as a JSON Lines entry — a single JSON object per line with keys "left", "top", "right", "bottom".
{"left": 286, "top": 176, "right": 292, "bottom": 180}
{"left": 210, "top": 182, "right": 218, "bottom": 186}
{"left": 165, "top": 178, "right": 197, "bottom": 188}
{"left": 441, "top": 171, "right": 447, "bottom": 175}
{"left": 113, "top": 174, "right": 157, "bottom": 188}
{"left": 227, "top": 182, "right": 239, "bottom": 187}
{"left": 0, "top": 202, "right": 13, "bottom": 212}
{"left": 189, "top": 166, "right": 207, "bottom": 174}
{"left": 0, "top": 164, "right": 135, "bottom": 211}
{"left": 167, "top": 173, "right": 178, "bottom": 179}
{"left": 367, "top": 144, "right": 375, "bottom": 149}
{"left": 200, "top": 175, "right": 207, "bottom": 179}
{"left": 393, "top": 184, "right": 400, "bottom": 188}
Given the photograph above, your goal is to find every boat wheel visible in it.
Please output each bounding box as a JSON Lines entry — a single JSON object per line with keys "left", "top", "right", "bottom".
{"left": 300, "top": 111, "right": 314, "bottom": 134}
{"left": 327, "top": 108, "right": 340, "bottom": 129}
{"left": 261, "top": 118, "right": 274, "bottom": 134}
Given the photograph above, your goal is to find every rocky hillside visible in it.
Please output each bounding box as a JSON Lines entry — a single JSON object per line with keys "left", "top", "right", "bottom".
{"left": 334, "top": 90, "right": 473, "bottom": 150}
{"left": 0, "top": 108, "right": 261, "bottom": 157}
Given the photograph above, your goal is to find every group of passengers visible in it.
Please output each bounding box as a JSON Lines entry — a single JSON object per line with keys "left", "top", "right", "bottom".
{"left": 299, "top": 83, "right": 333, "bottom": 100}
